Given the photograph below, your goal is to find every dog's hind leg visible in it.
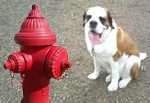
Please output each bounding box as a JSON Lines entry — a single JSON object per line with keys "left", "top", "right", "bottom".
{"left": 88, "top": 57, "right": 101, "bottom": 80}
{"left": 119, "top": 55, "right": 140, "bottom": 88}
{"left": 119, "top": 77, "right": 132, "bottom": 88}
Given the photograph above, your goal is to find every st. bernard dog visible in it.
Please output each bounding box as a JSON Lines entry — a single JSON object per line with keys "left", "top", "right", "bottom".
{"left": 83, "top": 6, "right": 147, "bottom": 91}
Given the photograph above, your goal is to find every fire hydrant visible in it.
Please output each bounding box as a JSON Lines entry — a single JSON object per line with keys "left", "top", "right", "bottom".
{"left": 3, "top": 4, "right": 72, "bottom": 103}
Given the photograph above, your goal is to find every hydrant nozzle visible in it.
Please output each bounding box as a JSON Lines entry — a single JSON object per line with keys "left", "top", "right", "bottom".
{"left": 3, "top": 52, "right": 32, "bottom": 73}
{"left": 4, "top": 60, "right": 12, "bottom": 70}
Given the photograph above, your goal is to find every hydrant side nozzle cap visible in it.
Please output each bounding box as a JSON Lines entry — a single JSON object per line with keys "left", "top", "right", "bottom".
{"left": 45, "top": 46, "right": 72, "bottom": 79}
{"left": 15, "top": 4, "right": 56, "bottom": 46}
{"left": 4, "top": 61, "right": 12, "bottom": 70}
{"left": 62, "top": 60, "right": 72, "bottom": 69}
{"left": 3, "top": 59, "right": 16, "bottom": 71}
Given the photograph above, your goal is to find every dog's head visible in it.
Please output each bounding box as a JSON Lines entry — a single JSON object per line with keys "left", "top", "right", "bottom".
{"left": 83, "top": 6, "right": 115, "bottom": 44}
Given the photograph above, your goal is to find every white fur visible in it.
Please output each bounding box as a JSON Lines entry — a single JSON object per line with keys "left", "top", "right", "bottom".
{"left": 84, "top": 6, "right": 147, "bottom": 91}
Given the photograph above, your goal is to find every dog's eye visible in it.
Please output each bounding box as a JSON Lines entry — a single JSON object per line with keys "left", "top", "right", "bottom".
{"left": 86, "top": 15, "right": 91, "bottom": 21}
{"left": 99, "top": 17, "right": 106, "bottom": 25}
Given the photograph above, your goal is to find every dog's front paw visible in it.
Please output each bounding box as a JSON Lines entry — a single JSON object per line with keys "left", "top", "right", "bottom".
{"left": 88, "top": 73, "right": 99, "bottom": 80}
{"left": 108, "top": 82, "right": 118, "bottom": 91}
{"left": 105, "top": 74, "right": 111, "bottom": 83}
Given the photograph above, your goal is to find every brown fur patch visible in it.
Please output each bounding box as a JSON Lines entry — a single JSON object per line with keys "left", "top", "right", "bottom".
{"left": 101, "top": 16, "right": 111, "bottom": 29}
{"left": 113, "top": 27, "right": 139, "bottom": 61}
{"left": 130, "top": 63, "right": 139, "bottom": 79}
{"left": 104, "top": 17, "right": 110, "bottom": 29}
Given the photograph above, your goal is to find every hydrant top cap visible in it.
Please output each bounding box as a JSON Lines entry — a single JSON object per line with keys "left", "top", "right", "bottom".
{"left": 15, "top": 4, "right": 56, "bottom": 46}
{"left": 27, "top": 4, "right": 44, "bottom": 19}
{"left": 32, "top": 4, "right": 39, "bottom": 9}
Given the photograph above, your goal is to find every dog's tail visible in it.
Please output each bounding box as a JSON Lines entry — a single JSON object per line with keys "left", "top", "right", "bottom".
{"left": 139, "top": 52, "right": 147, "bottom": 71}
{"left": 139, "top": 52, "right": 147, "bottom": 61}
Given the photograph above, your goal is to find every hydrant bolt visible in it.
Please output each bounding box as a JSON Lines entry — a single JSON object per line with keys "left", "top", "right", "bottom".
{"left": 62, "top": 60, "right": 71, "bottom": 69}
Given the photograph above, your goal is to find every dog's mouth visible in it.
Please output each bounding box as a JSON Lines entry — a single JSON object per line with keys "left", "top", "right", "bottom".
{"left": 88, "top": 30, "right": 102, "bottom": 45}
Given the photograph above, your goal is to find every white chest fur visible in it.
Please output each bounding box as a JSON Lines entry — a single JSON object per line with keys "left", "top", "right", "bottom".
{"left": 91, "top": 27, "right": 118, "bottom": 57}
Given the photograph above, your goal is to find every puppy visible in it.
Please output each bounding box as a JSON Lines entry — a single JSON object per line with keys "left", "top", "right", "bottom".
{"left": 83, "top": 6, "right": 147, "bottom": 91}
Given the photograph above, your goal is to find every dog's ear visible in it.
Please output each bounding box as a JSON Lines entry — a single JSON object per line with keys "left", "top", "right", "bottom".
{"left": 107, "top": 11, "right": 114, "bottom": 29}
{"left": 83, "top": 11, "right": 86, "bottom": 26}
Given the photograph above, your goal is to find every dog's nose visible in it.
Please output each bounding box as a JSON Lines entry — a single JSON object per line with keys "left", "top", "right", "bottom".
{"left": 90, "top": 21, "right": 97, "bottom": 29}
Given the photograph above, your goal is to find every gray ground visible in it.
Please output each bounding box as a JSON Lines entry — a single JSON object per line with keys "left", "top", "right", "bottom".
{"left": 0, "top": 0, "right": 150, "bottom": 103}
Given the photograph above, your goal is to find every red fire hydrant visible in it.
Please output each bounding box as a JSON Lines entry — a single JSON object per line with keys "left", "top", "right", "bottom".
{"left": 3, "top": 4, "right": 71, "bottom": 103}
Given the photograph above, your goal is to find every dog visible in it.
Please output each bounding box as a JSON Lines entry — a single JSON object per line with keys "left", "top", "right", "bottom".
{"left": 83, "top": 6, "right": 147, "bottom": 91}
